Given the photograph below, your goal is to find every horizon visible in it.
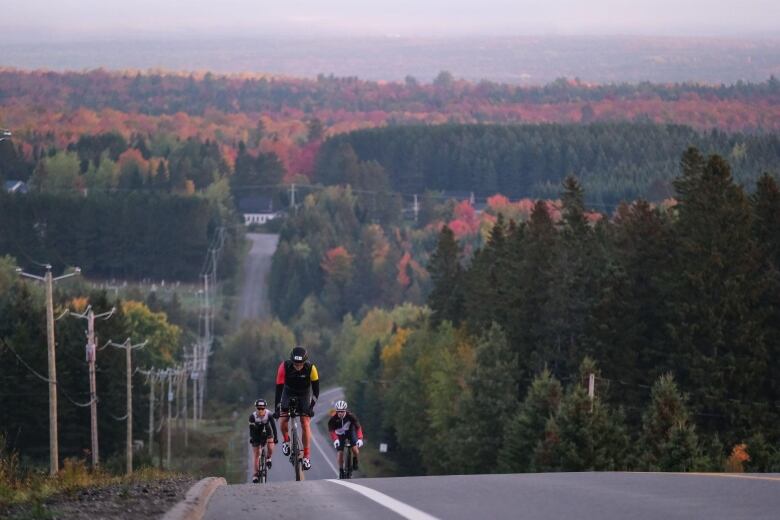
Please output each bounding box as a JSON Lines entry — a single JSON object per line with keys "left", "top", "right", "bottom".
{"left": 2, "top": 1, "right": 779, "bottom": 42}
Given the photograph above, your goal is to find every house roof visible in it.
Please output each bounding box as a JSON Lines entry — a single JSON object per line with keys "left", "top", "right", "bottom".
{"left": 237, "top": 195, "right": 276, "bottom": 214}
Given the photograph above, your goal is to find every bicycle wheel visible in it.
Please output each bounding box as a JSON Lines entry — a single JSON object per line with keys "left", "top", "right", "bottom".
{"left": 292, "top": 421, "right": 304, "bottom": 481}
{"left": 259, "top": 446, "right": 267, "bottom": 484}
{"left": 344, "top": 442, "right": 353, "bottom": 479}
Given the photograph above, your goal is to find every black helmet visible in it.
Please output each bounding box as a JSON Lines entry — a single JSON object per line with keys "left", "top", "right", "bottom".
{"left": 254, "top": 398, "right": 267, "bottom": 408}
{"left": 290, "top": 346, "right": 308, "bottom": 363}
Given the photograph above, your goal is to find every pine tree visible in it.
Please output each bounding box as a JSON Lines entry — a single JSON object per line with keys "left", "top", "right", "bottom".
{"left": 669, "top": 151, "right": 769, "bottom": 443}
{"left": 427, "top": 225, "right": 464, "bottom": 326}
{"left": 534, "top": 358, "right": 628, "bottom": 471}
{"left": 500, "top": 369, "right": 563, "bottom": 472}
{"left": 639, "top": 373, "right": 700, "bottom": 471}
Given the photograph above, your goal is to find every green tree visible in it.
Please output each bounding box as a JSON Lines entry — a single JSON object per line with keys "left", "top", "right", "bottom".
{"left": 500, "top": 369, "right": 563, "bottom": 473}
{"left": 427, "top": 225, "right": 464, "bottom": 326}
{"left": 639, "top": 373, "right": 700, "bottom": 471}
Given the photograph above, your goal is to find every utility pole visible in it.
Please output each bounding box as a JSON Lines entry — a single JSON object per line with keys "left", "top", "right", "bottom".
{"left": 182, "top": 360, "right": 189, "bottom": 447}
{"left": 166, "top": 368, "right": 173, "bottom": 468}
{"left": 290, "top": 183, "right": 296, "bottom": 209}
{"left": 69, "top": 305, "right": 114, "bottom": 468}
{"left": 413, "top": 194, "right": 420, "bottom": 223}
{"left": 108, "top": 338, "right": 147, "bottom": 475}
{"left": 17, "top": 265, "right": 81, "bottom": 476}
{"left": 588, "top": 373, "right": 596, "bottom": 412}
{"left": 146, "top": 369, "right": 156, "bottom": 457}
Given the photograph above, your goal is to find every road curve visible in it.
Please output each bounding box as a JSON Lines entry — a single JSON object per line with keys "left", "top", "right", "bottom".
{"left": 237, "top": 233, "right": 279, "bottom": 321}
{"left": 205, "top": 471, "right": 780, "bottom": 520}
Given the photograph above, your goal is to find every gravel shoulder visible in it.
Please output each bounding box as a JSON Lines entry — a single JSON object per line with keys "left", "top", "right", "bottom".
{"left": 4, "top": 475, "right": 195, "bottom": 520}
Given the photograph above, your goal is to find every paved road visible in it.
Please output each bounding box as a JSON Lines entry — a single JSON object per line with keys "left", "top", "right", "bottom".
{"left": 206, "top": 471, "right": 780, "bottom": 520}
{"left": 237, "top": 233, "right": 279, "bottom": 321}
{"left": 244, "top": 387, "right": 344, "bottom": 484}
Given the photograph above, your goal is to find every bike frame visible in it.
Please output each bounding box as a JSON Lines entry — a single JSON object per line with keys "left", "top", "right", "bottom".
{"left": 341, "top": 436, "right": 353, "bottom": 479}
{"left": 288, "top": 397, "right": 305, "bottom": 481}
{"left": 257, "top": 442, "right": 268, "bottom": 483}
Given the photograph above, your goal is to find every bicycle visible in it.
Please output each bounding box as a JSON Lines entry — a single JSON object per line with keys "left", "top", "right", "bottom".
{"left": 255, "top": 442, "right": 269, "bottom": 484}
{"left": 339, "top": 436, "right": 353, "bottom": 479}
{"left": 287, "top": 396, "right": 305, "bottom": 481}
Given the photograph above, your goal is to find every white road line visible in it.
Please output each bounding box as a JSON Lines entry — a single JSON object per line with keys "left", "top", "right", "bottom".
{"left": 327, "top": 480, "right": 441, "bottom": 520}
{"left": 312, "top": 390, "right": 340, "bottom": 476}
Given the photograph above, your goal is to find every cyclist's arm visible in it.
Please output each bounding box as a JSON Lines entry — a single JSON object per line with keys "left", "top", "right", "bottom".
{"left": 352, "top": 413, "right": 364, "bottom": 439}
{"left": 310, "top": 364, "right": 320, "bottom": 401}
{"left": 327, "top": 415, "right": 338, "bottom": 441}
{"left": 274, "top": 362, "right": 285, "bottom": 409}
{"left": 269, "top": 415, "right": 278, "bottom": 443}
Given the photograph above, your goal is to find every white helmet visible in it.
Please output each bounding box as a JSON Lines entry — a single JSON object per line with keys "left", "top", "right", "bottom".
{"left": 334, "top": 400, "right": 348, "bottom": 411}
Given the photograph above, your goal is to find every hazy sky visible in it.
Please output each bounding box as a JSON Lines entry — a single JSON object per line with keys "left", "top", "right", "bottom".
{"left": 2, "top": 0, "right": 779, "bottom": 40}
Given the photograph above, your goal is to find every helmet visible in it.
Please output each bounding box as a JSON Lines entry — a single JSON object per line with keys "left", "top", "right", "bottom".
{"left": 290, "top": 346, "right": 308, "bottom": 363}
{"left": 254, "top": 398, "right": 267, "bottom": 408}
{"left": 334, "top": 400, "right": 348, "bottom": 411}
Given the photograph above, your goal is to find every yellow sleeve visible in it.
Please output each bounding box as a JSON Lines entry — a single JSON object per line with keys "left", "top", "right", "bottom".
{"left": 310, "top": 364, "right": 319, "bottom": 382}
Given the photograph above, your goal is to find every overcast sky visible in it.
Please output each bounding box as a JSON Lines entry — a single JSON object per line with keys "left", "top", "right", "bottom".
{"left": 2, "top": 0, "right": 779, "bottom": 40}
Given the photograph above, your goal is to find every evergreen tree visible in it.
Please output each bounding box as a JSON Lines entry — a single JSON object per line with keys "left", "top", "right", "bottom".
{"left": 500, "top": 369, "right": 563, "bottom": 472}
{"left": 639, "top": 373, "right": 700, "bottom": 471}
{"left": 455, "top": 323, "right": 519, "bottom": 472}
{"left": 535, "top": 358, "right": 628, "bottom": 471}
{"left": 669, "top": 151, "right": 769, "bottom": 443}
{"left": 427, "top": 225, "right": 464, "bottom": 326}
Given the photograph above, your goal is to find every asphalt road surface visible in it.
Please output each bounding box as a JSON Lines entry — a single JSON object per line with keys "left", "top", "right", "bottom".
{"left": 205, "top": 471, "right": 780, "bottom": 520}
{"left": 237, "top": 233, "right": 279, "bottom": 321}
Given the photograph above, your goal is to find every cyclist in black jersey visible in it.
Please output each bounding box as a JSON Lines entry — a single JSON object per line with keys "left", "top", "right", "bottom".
{"left": 328, "top": 400, "right": 364, "bottom": 477}
{"left": 274, "top": 346, "right": 320, "bottom": 471}
{"left": 249, "top": 398, "right": 277, "bottom": 482}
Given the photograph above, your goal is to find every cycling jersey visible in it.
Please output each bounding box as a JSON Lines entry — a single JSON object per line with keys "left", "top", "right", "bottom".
{"left": 249, "top": 410, "right": 278, "bottom": 445}
{"left": 328, "top": 411, "right": 364, "bottom": 441}
{"left": 275, "top": 360, "right": 320, "bottom": 414}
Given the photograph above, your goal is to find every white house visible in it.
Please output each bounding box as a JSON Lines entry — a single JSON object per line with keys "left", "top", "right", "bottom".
{"left": 238, "top": 196, "right": 281, "bottom": 226}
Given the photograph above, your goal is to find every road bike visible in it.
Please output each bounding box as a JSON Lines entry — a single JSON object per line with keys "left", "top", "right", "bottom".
{"left": 339, "top": 436, "right": 353, "bottom": 479}
{"left": 255, "top": 441, "right": 269, "bottom": 484}
{"left": 288, "top": 396, "right": 305, "bottom": 481}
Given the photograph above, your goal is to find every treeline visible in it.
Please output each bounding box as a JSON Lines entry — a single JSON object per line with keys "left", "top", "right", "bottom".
{"left": 268, "top": 186, "right": 429, "bottom": 323}
{"left": 0, "top": 192, "right": 240, "bottom": 281}
{"left": 317, "top": 123, "right": 780, "bottom": 206}
{"left": 0, "top": 259, "right": 183, "bottom": 464}
{"left": 1, "top": 70, "right": 778, "bottom": 116}
{"left": 340, "top": 150, "right": 780, "bottom": 474}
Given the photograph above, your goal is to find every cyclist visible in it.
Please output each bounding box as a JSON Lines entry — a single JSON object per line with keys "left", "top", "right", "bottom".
{"left": 249, "top": 398, "right": 277, "bottom": 483}
{"left": 274, "top": 346, "right": 320, "bottom": 471}
{"left": 328, "top": 400, "right": 364, "bottom": 478}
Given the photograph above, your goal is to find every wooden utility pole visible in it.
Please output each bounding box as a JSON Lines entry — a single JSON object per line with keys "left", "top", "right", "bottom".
{"left": 17, "top": 265, "right": 81, "bottom": 476}
{"left": 108, "top": 338, "right": 147, "bottom": 475}
{"left": 146, "top": 369, "right": 156, "bottom": 457}
{"left": 70, "top": 305, "right": 114, "bottom": 468}
{"left": 44, "top": 270, "right": 57, "bottom": 475}
{"left": 183, "top": 362, "right": 188, "bottom": 447}
{"left": 166, "top": 369, "right": 173, "bottom": 468}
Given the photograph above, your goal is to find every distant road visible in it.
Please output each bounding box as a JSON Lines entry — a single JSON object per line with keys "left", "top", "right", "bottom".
{"left": 237, "top": 233, "right": 279, "bottom": 321}
{"left": 205, "top": 471, "right": 780, "bottom": 520}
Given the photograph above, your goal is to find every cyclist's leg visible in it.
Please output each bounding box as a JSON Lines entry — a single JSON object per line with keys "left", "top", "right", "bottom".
{"left": 336, "top": 434, "right": 346, "bottom": 468}
{"left": 348, "top": 428, "right": 360, "bottom": 467}
{"left": 301, "top": 415, "right": 312, "bottom": 460}
{"left": 280, "top": 387, "right": 291, "bottom": 445}
{"left": 252, "top": 444, "right": 261, "bottom": 474}
{"left": 267, "top": 439, "right": 274, "bottom": 460}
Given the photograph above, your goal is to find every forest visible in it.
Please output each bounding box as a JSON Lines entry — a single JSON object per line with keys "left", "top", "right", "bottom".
{"left": 316, "top": 123, "right": 780, "bottom": 205}
{"left": 335, "top": 150, "right": 780, "bottom": 474}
